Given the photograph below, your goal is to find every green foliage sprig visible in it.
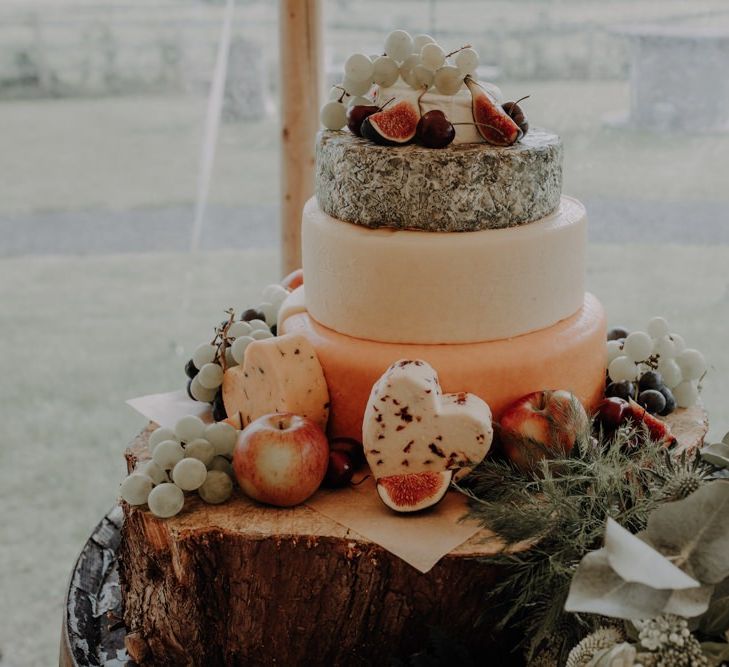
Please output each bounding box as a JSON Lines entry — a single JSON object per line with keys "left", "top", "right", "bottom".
{"left": 457, "top": 424, "right": 711, "bottom": 664}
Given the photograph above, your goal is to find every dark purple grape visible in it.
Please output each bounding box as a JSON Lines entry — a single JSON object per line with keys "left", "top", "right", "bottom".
{"left": 241, "top": 308, "right": 266, "bottom": 322}
{"left": 606, "top": 381, "right": 636, "bottom": 401}
{"left": 658, "top": 386, "right": 676, "bottom": 416}
{"left": 638, "top": 389, "right": 667, "bottom": 415}
{"left": 607, "top": 327, "right": 629, "bottom": 341}
{"left": 323, "top": 450, "right": 354, "bottom": 488}
{"left": 186, "top": 378, "right": 195, "bottom": 401}
{"left": 212, "top": 390, "right": 227, "bottom": 421}
{"left": 639, "top": 371, "right": 663, "bottom": 392}
{"left": 185, "top": 359, "right": 199, "bottom": 379}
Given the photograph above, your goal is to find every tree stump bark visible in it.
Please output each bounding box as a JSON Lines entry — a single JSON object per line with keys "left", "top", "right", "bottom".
{"left": 118, "top": 407, "right": 708, "bottom": 666}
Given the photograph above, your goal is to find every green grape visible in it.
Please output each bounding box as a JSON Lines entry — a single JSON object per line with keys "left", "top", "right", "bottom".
{"left": 262, "top": 284, "right": 289, "bottom": 307}
{"left": 185, "top": 438, "right": 216, "bottom": 466}
{"left": 623, "top": 331, "right": 653, "bottom": 362}
{"left": 420, "top": 43, "right": 445, "bottom": 70}
{"left": 608, "top": 355, "right": 639, "bottom": 383}
{"left": 190, "top": 376, "right": 217, "bottom": 402}
{"left": 412, "top": 65, "right": 434, "bottom": 88}
{"left": 454, "top": 47, "right": 479, "bottom": 75}
{"left": 434, "top": 66, "right": 463, "bottom": 95}
{"left": 149, "top": 427, "right": 177, "bottom": 450}
{"left": 251, "top": 329, "right": 273, "bottom": 341}
{"left": 227, "top": 321, "right": 252, "bottom": 338}
{"left": 344, "top": 53, "right": 374, "bottom": 83}
{"left": 674, "top": 381, "right": 699, "bottom": 408}
{"left": 320, "top": 101, "right": 347, "bottom": 130}
{"left": 140, "top": 460, "right": 167, "bottom": 485}
{"left": 646, "top": 316, "right": 670, "bottom": 338}
{"left": 399, "top": 54, "right": 421, "bottom": 87}
{"left": 341, "top": 77, "right": 371, "bottom": 97}
{"left": 372, "top": 56, "right": 399, "bottom": 87}
{"left": 198, "top": 470, "right": 233, "bottom": 504}
{"left": 231, "top": 335, "right": 254, "bottom": 364}
{"left": 147, "top": 483, "right": 184, "bottom": 518}
{"left": 248, "top": 319, "right": 269, "bottom": 332}
{"left": 204, "top": 422, "right": 238, "bottom": 457}
{"left": 172, "top": 458, "right": 208, "bottom": 491}
{"left": 412, "top": 34, "right": 435, "bottom": 52}
{"left": 259, "top": 301, "right": 277, "bottom": 326}
{"left": 676, "top": 348, "right": 706, "bottom": 380}
{"left": 120, "top": 473, "right": 154, "bottom": 505}
{"left": 383, "top": 30, "right": 413, "bottom": 62}
{"left": 152, "top": 440, "right": 185, "bottom": 470}
{"left": 198, "top": 362, "right": 224, "bottom": 389}
{"left": 175, "top": 414, "right": 206, "bottom": 442}
{"left": 224, "top": 346, "right": 237, "bottom": 369}
{"left": 208, "top": 455, "right": 235, "bottom": 479}
{"left": 192, "top": 343, "right": 216, "bottom": 370}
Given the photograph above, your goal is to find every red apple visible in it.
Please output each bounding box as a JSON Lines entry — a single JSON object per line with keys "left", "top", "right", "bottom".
{"left": 233, "top": 412, "right": 329, "bottom": 507}
{"left": 499, "top": 390, "right": 589, "bottom": 473}
{"left": 281, "top": 268, "right": 304, "bottom": 292}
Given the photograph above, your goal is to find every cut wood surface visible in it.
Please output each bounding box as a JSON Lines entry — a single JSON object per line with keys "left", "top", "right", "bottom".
{"left": 114, "top": 406, "right": 708, "bottom": 666}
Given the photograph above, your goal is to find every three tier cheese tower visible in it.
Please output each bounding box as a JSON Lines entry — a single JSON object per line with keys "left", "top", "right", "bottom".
{"left": 279, "top": 91, "right": 607, "bottom": 443}
{"left": 120, "top": 79, "right": 609, "bottom": 667}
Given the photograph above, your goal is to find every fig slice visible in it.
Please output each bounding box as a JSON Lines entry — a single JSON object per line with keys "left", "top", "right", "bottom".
{"left": 627, "top": 398, "right": 677, "bottom": 447}
{"left": 361, "top": 99, "right": 420, "bottom": 145}
{"left": 376, "top": 470, "right": 452, "bottom": 513}
{"left": 465, "top": 77, "right": 522, "bottom": 146}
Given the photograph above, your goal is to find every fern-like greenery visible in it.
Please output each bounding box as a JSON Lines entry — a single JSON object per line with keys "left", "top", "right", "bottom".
{"left": 457, "top": 424, "right": 708, "bottom": 664}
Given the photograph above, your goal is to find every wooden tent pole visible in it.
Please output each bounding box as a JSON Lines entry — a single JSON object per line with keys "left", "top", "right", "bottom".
{"left": 279, "top": 0, "right": 323, "bottom": 275}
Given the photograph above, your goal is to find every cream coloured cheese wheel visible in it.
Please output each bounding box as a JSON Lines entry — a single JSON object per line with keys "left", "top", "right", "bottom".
{"left": 302, "top": 196, "right": 587, "bottom": 344}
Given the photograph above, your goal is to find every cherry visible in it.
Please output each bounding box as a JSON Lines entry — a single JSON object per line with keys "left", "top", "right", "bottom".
{"left": 502, "top": 96, "right": 530, "bottom": 136}
{"left": 330, "top": 437, "right": 365, "bottom": 469}
{"left": 595, "top": 397, "right": 630, "bottom": 431}
{"left": 347, "top": 104, "right": 379, "bottom": 137}
{"left": 323, "top": 450, "right": 354, "bottom": 488}
{"left": 416, "top": 110, "right": 456, "bottom": 148}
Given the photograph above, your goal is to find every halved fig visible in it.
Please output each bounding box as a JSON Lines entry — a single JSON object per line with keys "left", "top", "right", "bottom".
{"left": 627, "top": 398, "right": 676, "bottom": 447}
{"left": 376, "top": 470, "right": 452, "bottom": 513}
{"left": 361, "top": 99, "right": 419, "bottom": 145}
{"left": 465, "top": 77, "right": 522, "bottom": 146}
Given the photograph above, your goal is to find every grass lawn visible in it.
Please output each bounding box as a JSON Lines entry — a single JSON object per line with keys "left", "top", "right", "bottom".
{"left": 1, "top": 243, "right": 728, "bottom": 665}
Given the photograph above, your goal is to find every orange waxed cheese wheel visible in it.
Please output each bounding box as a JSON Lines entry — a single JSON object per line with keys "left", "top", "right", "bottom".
{"left": 280, "top": 294, "right": 607, "bottom": 442}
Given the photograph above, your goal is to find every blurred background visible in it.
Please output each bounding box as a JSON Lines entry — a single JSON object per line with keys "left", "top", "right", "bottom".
{"left": 2, "top": 1, "right": 729, "bottom": 664}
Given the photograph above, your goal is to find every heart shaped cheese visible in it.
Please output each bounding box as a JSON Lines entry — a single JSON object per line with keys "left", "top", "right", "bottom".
{"left": 363, "top": 359, "right": 493, "bottom": 479}
{"left": 222, "top": 333, "right": 329, "bottom": 431}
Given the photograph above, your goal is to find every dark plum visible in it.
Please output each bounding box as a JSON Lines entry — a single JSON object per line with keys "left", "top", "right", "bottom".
{"left": 323, "top": 450, "right": 354, "bottom": 488}
{"left": 658, "top": 386, "right": 677, "bottom": 416}
{"left": 639, "top": 371, "right": 664, "bottom": 392}
{"left": 606, "top": 381, "right": 636, "bottom": 401}
{"left": 241, "top": 308, "right": 266, "bottom": 323}
{"left": 212, "top": 390, "right": 227, "bottom": 421}
{"left": 607, "top": 327, "right": 630, "bottom": 341}
{"left": 638, "top": 389, "right": 667, "bottom": 415}
{"left": 185, "top": 359, "right": 199, "bottom": 379}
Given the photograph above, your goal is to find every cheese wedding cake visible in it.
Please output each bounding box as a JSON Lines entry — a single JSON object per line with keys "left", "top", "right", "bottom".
{"left": 117, "top": 29, "right": 708, "bottom": 667}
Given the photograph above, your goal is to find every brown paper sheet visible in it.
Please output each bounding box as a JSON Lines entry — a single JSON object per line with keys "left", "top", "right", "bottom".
{"left": 307, "top": 474, "right": 483, "bottom": 573}
{"left": 128, "top": 390, "right": 484, "bottom": 572}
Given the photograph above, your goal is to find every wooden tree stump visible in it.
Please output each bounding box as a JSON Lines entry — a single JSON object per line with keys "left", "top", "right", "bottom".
{"left": 117, "top": 407, "right": 708, "bottom": 666}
